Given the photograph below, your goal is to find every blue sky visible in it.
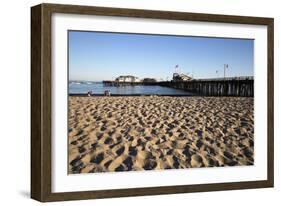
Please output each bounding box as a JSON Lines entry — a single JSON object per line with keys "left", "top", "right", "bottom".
{"left": 68, "top": 31, "right": 254, "bottom": 81}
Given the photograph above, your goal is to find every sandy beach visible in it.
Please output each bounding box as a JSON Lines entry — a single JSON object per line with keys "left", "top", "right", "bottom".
{"left": 68, "top": 96, "right": 254, "bottom": 174}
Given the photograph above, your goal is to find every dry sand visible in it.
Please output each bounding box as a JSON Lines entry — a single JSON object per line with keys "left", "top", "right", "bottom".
{"left": 68, "top": 96, "right": 254, "bottom": 174}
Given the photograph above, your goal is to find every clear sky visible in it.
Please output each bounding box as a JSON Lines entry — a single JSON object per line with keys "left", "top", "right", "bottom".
{"left": 68, "top": 31, "right": 254, "bottom": 81}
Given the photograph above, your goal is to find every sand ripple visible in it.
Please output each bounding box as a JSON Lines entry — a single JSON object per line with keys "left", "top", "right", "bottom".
{"left": 68, "top": 96, "right": 254, "bottom": 173}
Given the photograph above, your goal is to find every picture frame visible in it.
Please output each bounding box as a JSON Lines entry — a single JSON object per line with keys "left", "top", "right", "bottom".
{"left": 31, "top": 3, "right": 274, "bottom": 202}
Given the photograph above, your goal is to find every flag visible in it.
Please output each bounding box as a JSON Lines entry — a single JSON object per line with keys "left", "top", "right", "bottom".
{"left": 175, "top": 64, "right": 179, "bottom": 68}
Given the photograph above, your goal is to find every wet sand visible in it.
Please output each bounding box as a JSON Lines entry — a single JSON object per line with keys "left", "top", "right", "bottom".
{"left": 68, "top": 96, "right": 254, "bottom": 174}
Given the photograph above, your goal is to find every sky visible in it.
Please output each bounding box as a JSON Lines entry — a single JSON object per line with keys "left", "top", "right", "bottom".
{"left": 68, "top": 31, "right": 254, "bottom": 81}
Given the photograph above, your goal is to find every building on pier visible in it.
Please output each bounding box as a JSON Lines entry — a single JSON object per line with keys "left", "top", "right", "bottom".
{"left": 172, "top": 73, "right": 193, "bottom": 82}
{"left": 115, "top": 75, "right": 141, "bottom": 83}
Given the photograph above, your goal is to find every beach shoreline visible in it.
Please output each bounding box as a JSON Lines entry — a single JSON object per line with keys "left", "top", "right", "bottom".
{"left": 68, "top": 96, "right": 254, "bottom": 174}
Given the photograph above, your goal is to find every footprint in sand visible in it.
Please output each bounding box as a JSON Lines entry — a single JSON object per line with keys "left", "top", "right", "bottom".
{"left": 90, "top": 153, "right": 104, "bottom": 164}
{"left": 116, "top": 146, "right": 125, "bottom": 156}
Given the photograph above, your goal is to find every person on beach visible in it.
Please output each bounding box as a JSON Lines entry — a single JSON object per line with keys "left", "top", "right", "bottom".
{"left": 87, "top": 91, "right": 93, "bottom": 96}
{"left": 104, "top": 90, "right": 111, "bottom": 96}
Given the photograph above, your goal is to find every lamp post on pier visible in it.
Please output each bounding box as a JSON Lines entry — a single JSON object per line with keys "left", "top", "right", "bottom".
{"left": 224, "top": 64, "right": 229, "bottom": 80}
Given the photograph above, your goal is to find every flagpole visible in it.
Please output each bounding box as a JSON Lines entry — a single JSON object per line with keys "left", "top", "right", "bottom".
{"left": 224, "top": 64, "right": 225, "bottom": 80}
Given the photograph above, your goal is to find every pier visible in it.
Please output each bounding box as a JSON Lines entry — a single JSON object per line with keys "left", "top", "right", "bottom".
{"left": 158, "top": 78, "right": 254, "bottom": 97}
{"left": 103, "top": 76, "right": 254, "bottom": 97}
{"left": 103, "top": 81, "right": 145, "bottom": 86}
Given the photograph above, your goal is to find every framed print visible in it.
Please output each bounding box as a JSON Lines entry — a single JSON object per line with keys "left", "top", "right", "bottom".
{"left": 31, "top": 3, "right": 274, "bottom": 202}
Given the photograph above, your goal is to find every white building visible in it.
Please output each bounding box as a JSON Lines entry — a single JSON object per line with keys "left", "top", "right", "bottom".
{"left": 115, "top": 75, "right": 141, "bottom": 82}
{"left": 172, "top": 73, "right": 193, "bottom": 81}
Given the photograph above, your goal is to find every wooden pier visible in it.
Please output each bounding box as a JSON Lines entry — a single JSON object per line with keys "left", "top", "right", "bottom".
{"left": 158, "top": 79, "right": 254, "bottom": 97}
{"left": 103, "top": 81, "right": 145, "bottom": 86}
{"left": 103, "top": 77, "right": 254, "bottom": 97}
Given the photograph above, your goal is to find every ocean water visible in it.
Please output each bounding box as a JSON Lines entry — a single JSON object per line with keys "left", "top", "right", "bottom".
{"left": 69, "top": 82, "right": 194, "bottom": 96}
